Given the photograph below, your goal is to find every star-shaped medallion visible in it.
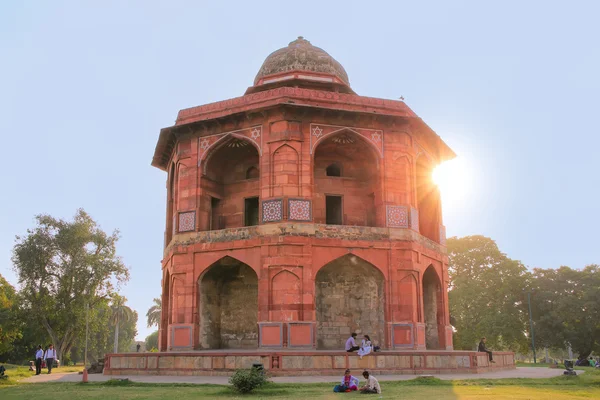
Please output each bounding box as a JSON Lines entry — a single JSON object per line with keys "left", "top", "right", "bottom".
{"left": 312, "top": 126, "right": 323, "bottom": 138}
{"left": 200, "top": 139, "right": 210, "bottom": 150}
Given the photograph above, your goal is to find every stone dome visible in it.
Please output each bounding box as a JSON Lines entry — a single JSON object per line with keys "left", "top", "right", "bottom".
{"left": 254, "top": 37, "right": 350, "bottom": 86}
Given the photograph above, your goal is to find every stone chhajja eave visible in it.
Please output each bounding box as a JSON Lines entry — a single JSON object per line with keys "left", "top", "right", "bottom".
{"left": 152, "top": 86, "right": 455, "bottom": 170}
{"left": 161, "top": 223, "right": 448, "bottom": 261}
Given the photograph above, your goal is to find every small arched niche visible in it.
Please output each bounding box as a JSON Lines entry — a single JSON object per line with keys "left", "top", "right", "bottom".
{"left": 326, "top": 163, "right": 342, "bottom": 177}
{"left": 246, "top": 166, "right": 259, "bottom": 179}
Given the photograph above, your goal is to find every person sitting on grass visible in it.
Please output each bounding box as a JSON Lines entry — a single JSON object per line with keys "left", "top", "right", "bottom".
{"left": 359, "top": 370, "right": 381, "bottom": 394}
{"left": 333, "top": 369, "right": 359, "bottom": 392}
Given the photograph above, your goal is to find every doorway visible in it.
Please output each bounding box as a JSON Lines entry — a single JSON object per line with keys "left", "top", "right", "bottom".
{"left": 244, "top": 197, "right": 259, "bottom": 226}
{"left": 326, "top": 195, "right": 343, "bottom": 225}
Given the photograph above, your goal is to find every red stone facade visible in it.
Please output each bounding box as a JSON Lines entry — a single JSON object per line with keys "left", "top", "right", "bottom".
{"left": 153, "top": 37, "right": 456, "bottom": 352}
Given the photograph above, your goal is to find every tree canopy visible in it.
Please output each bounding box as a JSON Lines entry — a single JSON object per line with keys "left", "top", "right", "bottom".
{"left": 146, "top": 297, "right": 161, "bottom": 328}
{"left": 0, "top": 274, "right": 21, "bottom": 355}
{"left": 447, "top": 236, "right": 530, "bottom": 352}
{"left": 11, "top": 209, "right": 129, "bottom": 360}
{"left": 529, "top": 265, "right": 600, "bottom": 359}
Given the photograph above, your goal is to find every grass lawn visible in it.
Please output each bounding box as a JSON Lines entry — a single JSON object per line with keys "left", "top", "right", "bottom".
{"left": 0, "top": 364, "right": 83, "bottom": 386}
{"left": 1, "top": 366, "right": 599, "bottom": 399}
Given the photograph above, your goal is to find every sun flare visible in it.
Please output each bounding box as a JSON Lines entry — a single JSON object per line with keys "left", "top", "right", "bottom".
{"left": 432, "top": 158, "right": 471, "bottom": 210}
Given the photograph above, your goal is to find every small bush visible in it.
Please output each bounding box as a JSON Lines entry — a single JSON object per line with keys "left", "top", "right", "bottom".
{"left": 229, "top": 367, "right": 268, "bottom": 393}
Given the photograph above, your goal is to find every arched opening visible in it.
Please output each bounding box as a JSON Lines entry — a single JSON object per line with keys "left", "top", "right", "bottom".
{"left": 314, "top": 131, "right": 380, "bottom": 226}
{"left": 160, "top": 270, "right": 170, "bottom": 351}
{"left": 315, "top": 254, "right": 385, "bottom": 349}
{"left": 245, "top": 166, "right": 259, "bottom": 179}
{"left": 166, "top": 162, "right": 176, "bottom": 245}
{"left": 204, "top": 137, "right": 260, "bottom": 229}
{"left": 326, "top": 163, "right": 341, "bottom": 177}
{"left": 416, "top": 157, "right": 441, "bottom": 242}
{"left": 198, "top": 257, "right": 258, "bottom": 349}
{"left": 423, "top": 265, "right": 443, "bottom": 349}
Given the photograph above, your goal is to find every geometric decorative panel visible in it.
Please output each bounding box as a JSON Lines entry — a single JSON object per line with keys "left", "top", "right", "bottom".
{"left": 262, "top": 199, "right": 283, "bottom": 223}
{"left": 288, "top": 199, "right": 311, "bottom": 221}
{"left": 178, "top": 211, "right": 196, "bottom": 232}
{"left": 410, "top": 207, "right": 419, "bottom": 232}
{"left": 386, "top": 205, "right": 409, "bottom": 228}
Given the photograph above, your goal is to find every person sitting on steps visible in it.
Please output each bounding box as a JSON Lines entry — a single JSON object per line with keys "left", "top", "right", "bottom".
{"left": 478, "top": 337, "right": 496, "bottom": 363}
{"left": 357, "top": 335, "right": 373, "bottom": 359}
{"left": 345, "top": 333, "right": 360, "bottom": 352}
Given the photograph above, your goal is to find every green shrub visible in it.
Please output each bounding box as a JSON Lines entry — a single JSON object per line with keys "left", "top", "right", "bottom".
{"left": 229, "top": 367, "right": 268, "bottom": 393}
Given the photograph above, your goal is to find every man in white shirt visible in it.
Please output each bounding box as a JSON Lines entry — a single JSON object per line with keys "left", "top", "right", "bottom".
{"left": 359, "top": 370, "right": 381, "bottom": 394}
{"left": 35, "top": 345, "right": 43, "bottom": 375}
{"left": 345, "top": 333, "right": 360, "bottom": 352}
{"left": 44, "top": 344, "right": 57, "bottom": 374}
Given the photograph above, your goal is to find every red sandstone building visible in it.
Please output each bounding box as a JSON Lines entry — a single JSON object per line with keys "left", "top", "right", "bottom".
{"left": 153, "top": 37, "right": 456, "bottom": 353}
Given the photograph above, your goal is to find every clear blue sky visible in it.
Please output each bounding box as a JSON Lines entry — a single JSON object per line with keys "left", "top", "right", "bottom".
{"left": 1, "top": 1, "right": 599, "bottom": 341}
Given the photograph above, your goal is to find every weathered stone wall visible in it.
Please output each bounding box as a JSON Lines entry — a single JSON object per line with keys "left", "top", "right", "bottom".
{"left": 315, "top": 255, "right": 385, "bottom": 349}
{"left": 200, "top": 260, "right": 258, "bottom": 348}
{"left": 423, "top": 267, "right": 440, "bottom": 349}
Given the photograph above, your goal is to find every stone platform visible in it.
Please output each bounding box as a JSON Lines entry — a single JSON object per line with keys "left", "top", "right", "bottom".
{"left": 104, "top": 350, "right": 515, "bottom": 377}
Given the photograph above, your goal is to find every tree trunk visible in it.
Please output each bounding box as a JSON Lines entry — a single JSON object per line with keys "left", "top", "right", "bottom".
{"left": 113, "top": 320, "right": 119, "bottom": 353}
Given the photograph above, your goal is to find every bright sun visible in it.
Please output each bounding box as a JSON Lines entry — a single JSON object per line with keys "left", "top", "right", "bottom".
{"left": 432, "top": 158, "right": 471, "bottom": 210}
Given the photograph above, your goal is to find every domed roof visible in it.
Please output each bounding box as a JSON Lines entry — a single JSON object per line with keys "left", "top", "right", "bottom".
{"left": 254, "top": 37, "right": 350, "bottom": 86}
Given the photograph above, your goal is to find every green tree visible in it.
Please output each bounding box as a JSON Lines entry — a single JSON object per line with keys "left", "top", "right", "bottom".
{"left": 0, "top": 274, "right": 21, "bottom": 356}
{"left": 70, "top": 297, "right": 137, "bottom": 363}
{"left": 145, "top": 330, "right": 158, "bottom": 350}
{"left": 146, "top": 297, "right": 161, "bottom": 328}
{"left": 447, "top": 235, "right": 530, "bottom": 352}
{"left": 529, "top": 265, "right": 600, "bottom": 359}
{"left": 11, "top": 209, "right": 129, "bottom": 360}
{"left": 110, "top": 295, "right": 134, "bottom": 353}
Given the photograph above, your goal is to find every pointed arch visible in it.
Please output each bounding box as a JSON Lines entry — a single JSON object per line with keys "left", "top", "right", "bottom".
{"left": 313, "top": 129, "right": 381, "bottom": 227}
{"left": 271, "top": 143, "right": 300, "bottom": 197}
{"left": 198, "top": 256, "right": 258, "bottom": 349}
{"left": 160, "top": 269, "right": 171, "bottom": 351}
{"left": 312, "top": 127, "right": 382, "bottom": 159}
{"left": 315, "top": 254, "right": 385, "bottom": 349}
{"left": 270, "top": 270, "right": 301, "bottom": 321}
{"left": 398, "top": 273, "right": 419, "bottom": 322}
{"left": 416, "top": 154, "right": 441, "bottom": 242}
{"left": 166, "top": 162, "right": 176, "bottom": 245}
{"left": 423, "top": 265, "right": 443, "bottom": 349}
{"left": 201, "top": 135, "right": 260, "bottom": 230}
{"left": 202, "top": 133, "right": 261, "bottom": 175}
{"left": 245, "top": 166, "right": 259, "bottom": 179}
{"left": 326, "top": 162, "right": 342, "bottom": 177}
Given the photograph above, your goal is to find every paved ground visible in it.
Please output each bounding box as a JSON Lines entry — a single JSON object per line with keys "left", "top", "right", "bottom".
{"left": 21, "top": 367, "right": 578, "bottom": 385}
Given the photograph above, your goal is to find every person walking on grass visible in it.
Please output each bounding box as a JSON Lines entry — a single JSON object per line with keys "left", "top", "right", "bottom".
{"left": 478, "top": 337, "right": 495, "bottom": 363}
{"left": 44, "top": 344, "right": 56, "bottom": 374}
{"left": 35, "top": 345, "right": 43, "bottom": 375}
